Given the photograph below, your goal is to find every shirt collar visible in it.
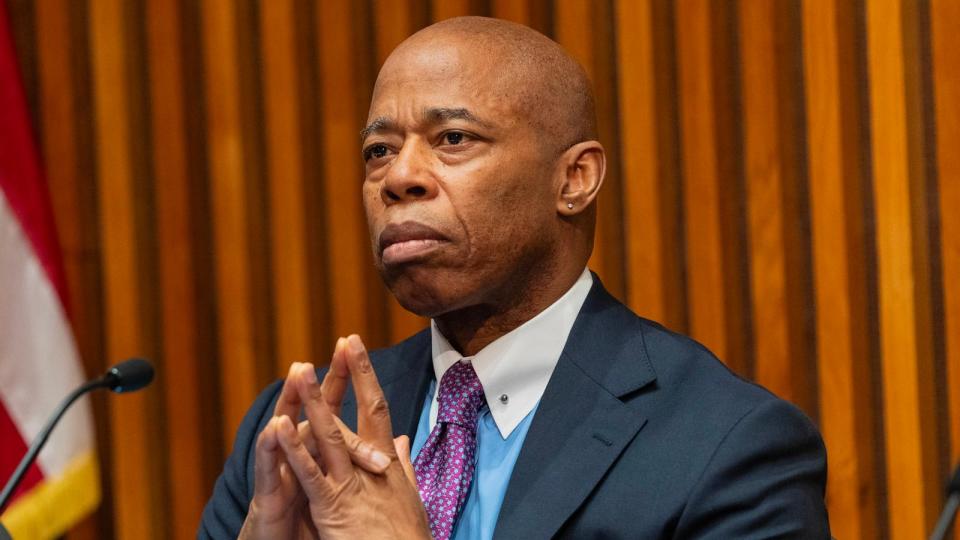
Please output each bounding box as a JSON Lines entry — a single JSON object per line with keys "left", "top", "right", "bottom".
{"left": 429, "top": 268, "right": 594, "bottom": 438}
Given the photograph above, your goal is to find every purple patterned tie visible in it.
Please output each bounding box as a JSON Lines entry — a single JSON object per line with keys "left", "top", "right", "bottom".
{"left": 414, "top": 360, "right": 486, "bottom": 540}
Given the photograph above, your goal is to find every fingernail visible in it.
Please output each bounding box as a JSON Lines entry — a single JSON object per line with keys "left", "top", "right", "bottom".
{"left": 304, "top": 364, "right": 318, "bottom": 384}
{"left": 336, "top": 337, "right": 346, "bottom": 352}
{"left": 348, "top": 334, "right": 364, "bottom": 353}
{"left": 371, "top": 450, "right": 391, "bottom": 470}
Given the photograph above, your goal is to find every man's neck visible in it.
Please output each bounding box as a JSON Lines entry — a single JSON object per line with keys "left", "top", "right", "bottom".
{"left": 434, "top": 266, "right": 586, "bottom": 356}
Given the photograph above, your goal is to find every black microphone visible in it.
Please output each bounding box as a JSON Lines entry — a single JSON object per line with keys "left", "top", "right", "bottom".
{"left": 0, "top": 358, "right": 154, "bottom": 513}
{"left": 931, "top": 463, "right": 960, "bottom": 540}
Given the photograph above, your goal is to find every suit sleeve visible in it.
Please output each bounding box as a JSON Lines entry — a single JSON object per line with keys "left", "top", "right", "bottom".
{"left": 197, "top": 380, "right": 283, "bottom": 540}
{"left": 674, "top": 398, "right": 831, "bottom": 539}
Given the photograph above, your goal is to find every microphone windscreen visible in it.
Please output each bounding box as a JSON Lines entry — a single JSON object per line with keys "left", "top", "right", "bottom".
{"left": 105, "top": 358, "right": 155, "bottom": 393}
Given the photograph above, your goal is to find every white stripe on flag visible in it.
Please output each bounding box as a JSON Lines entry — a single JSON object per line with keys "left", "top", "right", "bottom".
{"left": 0, "top": 189, "right": 93, "bottom": 477}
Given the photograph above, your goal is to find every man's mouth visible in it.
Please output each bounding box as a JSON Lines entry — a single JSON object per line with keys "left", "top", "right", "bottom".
{"left": 378, "top": 222, "right": 448, "bottom": 265}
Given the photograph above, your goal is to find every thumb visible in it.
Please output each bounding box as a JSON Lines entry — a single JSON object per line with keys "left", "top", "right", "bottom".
{"left": 394, "top": 435, "right": 418, "bottom": 488}
{"left": 333, "top": 415, "right": 392, "bottom": 474}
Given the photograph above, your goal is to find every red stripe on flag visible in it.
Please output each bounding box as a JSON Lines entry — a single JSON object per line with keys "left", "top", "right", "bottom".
{"left": 0, "top": 0, "right": 70, "bottom": 309}
{"left": 0, "top": 400, "right": 45, "bottom": 511}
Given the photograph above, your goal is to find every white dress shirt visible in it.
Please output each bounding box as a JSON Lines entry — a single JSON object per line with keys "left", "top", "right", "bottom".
{"left": 428, "top": 268, "right": 594, "bottom": 438}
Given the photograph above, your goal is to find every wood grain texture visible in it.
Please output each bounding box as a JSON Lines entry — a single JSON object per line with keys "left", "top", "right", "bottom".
{"left": 200, "top": 0, "right": 264, "bottom": 449}
{"left": 802, "top": 0, "right": 880, "bottom": 536}
{"left": 144, "top": 0, "right": 212, "bottom": 536}
{"left": 260, "top": 0, "right": 314, "bottom": 373}
{"left": 33, "top": 2, "right": 109, "bottom": 538}
{"left": 88, "top": 0, "right": 163, "bottom": 537}
{"left": 866, "top": 0, "right": 940, "bottom": 536}
{"left": 613, "top": 0, "right": 684, "bottom": 330}
{"left": 7, "top": 2, "right": 958, "bottom": 537}
{"left": 931, "top": 0, "right": 960, "bottom": 493}
{"left": 739, "top": 1, "right": 813, "bottom": 413}
{"left": 674, "top": 0, "right": 748, "bottom": 373}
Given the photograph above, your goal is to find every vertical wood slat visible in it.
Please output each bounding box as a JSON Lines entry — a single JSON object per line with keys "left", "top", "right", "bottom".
{"left": 318, "top": 0, "right": 393, "bottom": 345}
{"left": 674, "top": 0, "right": 748, "bottom": 372}
{"left": 930, "top": 0, "right": 960, "bottom": 493}
{"left": 614, "top": 0, "right": 685, "bottom": 330}
{"left": 490, "top": 0, "right": 550, "bottom": 34}
{"left": 369, "top": 0, "right": 431, "bottom": 344}
{"left": 9, "top": 3, "right": 960, "bottom": 537}
{"left": 200, "top": 0, "right": 262, "bottom": 448}
{"left": 33, "top": 2, "right": 107, "bottom": 538}
{"left": 144, "top": 0, "right": 209, "bottom": 536}
{"left": 866, "top": 1, "right": 940, "bottom": 536}
{"left": 802, "top": 1, "right": 880, "bottom": 537}
{"left": 554, "top": 0, "right": 626, "bottom": 300}
{"left": 88, "top": 0, "right": 159, "bottom": 537}
{"left": 260, "top": 0, "right": 314, "bottom": 374}
{"left": 739, "top": 1, "right": 813, "bottom": 413}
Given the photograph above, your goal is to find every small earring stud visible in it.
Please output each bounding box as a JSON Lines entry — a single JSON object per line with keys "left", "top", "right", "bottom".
{"left": 567, "top": 202, "right": 574, "bottom": 209}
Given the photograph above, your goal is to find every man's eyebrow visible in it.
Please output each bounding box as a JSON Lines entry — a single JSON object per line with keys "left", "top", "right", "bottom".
{"left": 360, "top": 108, "right": 493, "bottom": 141}
{"left": 360, "top": 116, "right": 395, "bottom": 141}
{"left": 425, "top": 107, "right": 493, "bottom": 128}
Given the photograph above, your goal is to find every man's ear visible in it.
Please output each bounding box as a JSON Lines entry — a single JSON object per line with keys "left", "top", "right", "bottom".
{"left": 556, "top": 141, "right": 606, "bottom": 215}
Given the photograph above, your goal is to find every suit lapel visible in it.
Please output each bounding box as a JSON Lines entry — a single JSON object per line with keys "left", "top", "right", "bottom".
{"left": 493, "top": 281, "right": 657, "bottom": 539}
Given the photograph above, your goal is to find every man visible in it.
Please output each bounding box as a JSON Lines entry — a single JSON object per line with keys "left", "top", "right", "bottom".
{"left": 200, "top": 16, "right": 830, "bottom": 539}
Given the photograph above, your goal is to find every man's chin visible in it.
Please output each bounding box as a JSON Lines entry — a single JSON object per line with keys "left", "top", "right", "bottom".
{"left": 382, "top": 268, "right": 463, "bottom": 318}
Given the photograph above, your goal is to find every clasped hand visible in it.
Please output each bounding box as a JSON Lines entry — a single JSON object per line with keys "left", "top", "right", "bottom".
{"left": 239, "top": 335, "right": 432, "bottom": 539}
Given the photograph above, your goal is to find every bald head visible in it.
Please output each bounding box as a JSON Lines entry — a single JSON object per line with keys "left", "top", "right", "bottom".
{"left": 375, "top": 16, "right": 597, "bottom": 154}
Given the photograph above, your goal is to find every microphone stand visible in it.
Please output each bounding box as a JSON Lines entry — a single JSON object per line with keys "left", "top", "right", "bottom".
{"left": 0, "top": 378, "right": 108, "bottom": 511}
{"left": 931, "top": 464, "right": 960, "bottom": 540}
{"left": 0, "top": 358, "right": 153, "bottom": 521}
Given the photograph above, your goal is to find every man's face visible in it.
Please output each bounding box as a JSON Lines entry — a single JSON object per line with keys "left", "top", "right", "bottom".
{"left": 361, "top": 39, "right": 560, "bottom": 317}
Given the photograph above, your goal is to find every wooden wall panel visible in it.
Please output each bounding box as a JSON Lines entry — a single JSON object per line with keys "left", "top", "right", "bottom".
{"left": 674, "top": 0, "right": 749, "bottom": 373}
{"left": 260, "top": 0, "right": 314, "bottom": 375}
{"left": 88, "top": 0, "right": 165, "bottom": 537}
{"left": 4, "top": 1, "right": 958, "bottom": 538}
{"left": 614, "top": 0, "right": 685, "bottom": 330}
{"left": 200, "top": 0, "right": 265, "bottom": 447}
{"left": 739, "top": 1, "right": 813, "bottom": 413}
{"left": 145, "top": 0, "right": 211, "bottom": 536}
{"left": 802, "top": 1, "right": 880, "bottom": 537}
{"left": 866, "top": 1, "right": 940, "bottom": 536}
{"left": 931, "top": 0, "right": 960, "bottom": 496}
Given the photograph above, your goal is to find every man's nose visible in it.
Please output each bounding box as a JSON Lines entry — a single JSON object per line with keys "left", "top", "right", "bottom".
{"left": 381, "top": 141, "right": 438, "bottom": 204}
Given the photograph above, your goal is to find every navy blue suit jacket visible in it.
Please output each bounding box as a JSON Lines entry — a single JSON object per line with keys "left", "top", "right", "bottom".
{"left": 200, "top": 279, "right": 830, "bottom": 538}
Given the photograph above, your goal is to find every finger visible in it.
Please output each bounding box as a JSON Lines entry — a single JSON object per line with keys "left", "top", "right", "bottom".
{"left": 274, "top": 362, "right": 304, "bottom": 420}
{"left": 295, "top": 362, "right": 354, "bottom": 483}
{"left": 393, "top": 435, "right": 418, "bottom": 488}
{"left": 345, "top": 334, "right": 394, "bottom": 450}
{"left": 276, "top": 415, "right": 333, "bottom": 504}
{"left": 253, "top": 417, "right": 284, "bottom": 497}
{"left": 320, "top": 337, "right": 349, "bottom": 417}
{"left": 297, "top": 420, "right": 320, "bottom": 461}
{"left": 333, "top": 416, "right": 391, "bottom": 474}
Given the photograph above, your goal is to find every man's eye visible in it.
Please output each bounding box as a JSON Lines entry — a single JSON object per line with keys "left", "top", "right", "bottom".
{"left": 363, "top": 144, "right": 389, "bottom": 161}
{"left": 442, "top": 132, "right": 465, "bottom": 145}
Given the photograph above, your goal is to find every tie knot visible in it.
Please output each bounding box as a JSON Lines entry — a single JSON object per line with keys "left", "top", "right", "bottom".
{"left": 436, "top": 361, "right": 485, "bottom": 428}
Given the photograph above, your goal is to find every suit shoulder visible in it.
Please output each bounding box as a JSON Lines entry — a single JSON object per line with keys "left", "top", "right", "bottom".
{"left": 636, "top": 316, "right": 786, "bottom": 410}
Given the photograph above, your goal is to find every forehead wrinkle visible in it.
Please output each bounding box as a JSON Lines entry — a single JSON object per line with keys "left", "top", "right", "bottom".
{"left": 424, "top": 107, "right": 494, "bottom": 129}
